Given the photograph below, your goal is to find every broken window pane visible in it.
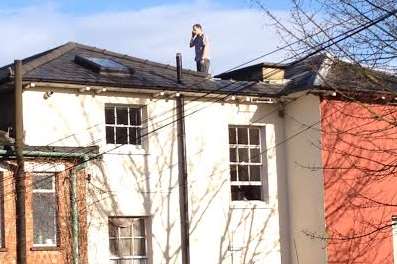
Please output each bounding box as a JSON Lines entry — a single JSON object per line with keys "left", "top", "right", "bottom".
{"left": 242, "top": 186, "right": 262, "bottom": 200}
{"left": 105, "top": 107, "right": 115, "bottom": 124}
{"left": 231, "top": 186, "right": 262, "bottom": 201}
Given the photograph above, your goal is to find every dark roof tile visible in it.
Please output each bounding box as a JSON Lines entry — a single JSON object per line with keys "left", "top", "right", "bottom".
{"left": 0, "top": 42, "right": 282, "bottom": 97}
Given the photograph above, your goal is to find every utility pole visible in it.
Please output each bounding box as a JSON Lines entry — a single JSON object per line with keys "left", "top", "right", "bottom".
{"left": 176, "top": 53, "right": 190, "bottom": 264}
{"left": 14, "top": 60, "right": 26, "bottom": 264}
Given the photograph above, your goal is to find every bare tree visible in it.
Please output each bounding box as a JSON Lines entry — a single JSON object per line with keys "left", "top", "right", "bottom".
{"left": 252, "top": 0, "right": 397, "bottom": 263}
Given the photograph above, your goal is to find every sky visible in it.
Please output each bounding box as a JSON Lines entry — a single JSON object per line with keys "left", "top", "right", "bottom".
{"left": 0, "top": 0, "right": 291, "bottom": 74}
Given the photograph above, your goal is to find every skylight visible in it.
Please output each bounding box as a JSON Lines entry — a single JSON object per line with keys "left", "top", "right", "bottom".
{"left": 74, "top": 55, "right": 134, "bottom": 76}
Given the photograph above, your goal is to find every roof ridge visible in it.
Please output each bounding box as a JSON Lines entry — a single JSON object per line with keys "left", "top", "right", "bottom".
{"left": 21, "top": 42, "right": 77, "bottom": 75}
{"left": 72, "top": 42, "right": 210, "bottom": 78}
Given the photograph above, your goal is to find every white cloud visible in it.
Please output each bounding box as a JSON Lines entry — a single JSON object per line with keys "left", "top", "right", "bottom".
{"left": 0, "top": 2, "right": 288, "bottom": 74}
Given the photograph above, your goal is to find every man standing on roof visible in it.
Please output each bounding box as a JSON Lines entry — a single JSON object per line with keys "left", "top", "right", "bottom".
{"left": 189, "top": 24, "right": 210, "bottom": 74}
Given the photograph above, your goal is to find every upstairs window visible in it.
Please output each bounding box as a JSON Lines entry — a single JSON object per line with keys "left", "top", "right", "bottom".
{"left": 229, "top": 126, "right": 267, "bottom": 201}
{"left": 105, "top": 105, "right": 143, "bottom": 145}
{"left": 109, "top": 217, "right": 149, "bottom": 264}
{"left": 32, "top": 173, "right": 58, "bottom": 247}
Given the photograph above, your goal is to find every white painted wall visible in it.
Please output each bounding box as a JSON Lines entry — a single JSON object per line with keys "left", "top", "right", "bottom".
{"left": 283, "top": 94, "right": 327, "bottom": 264}
{"left": 21, "top": 87, "right": 326, "bottom": 264}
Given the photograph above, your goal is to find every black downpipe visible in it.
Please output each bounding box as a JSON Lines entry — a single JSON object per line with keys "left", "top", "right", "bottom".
{"left": 176, "top": 53, "right": 190, "bottom": 264}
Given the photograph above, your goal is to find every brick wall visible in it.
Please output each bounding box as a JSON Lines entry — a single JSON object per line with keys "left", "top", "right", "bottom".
{"left": 0, "top": 160, "right": 87, "bottom": 264}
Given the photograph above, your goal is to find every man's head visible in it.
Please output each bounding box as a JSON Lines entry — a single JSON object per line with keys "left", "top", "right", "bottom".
{"left": 192, "top": 24, "right": 203, "bottom": 35}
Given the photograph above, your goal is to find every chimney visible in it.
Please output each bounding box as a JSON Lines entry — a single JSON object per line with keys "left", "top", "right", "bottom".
{"left": 176, "top": 53, "right": 183, "bottom": 83}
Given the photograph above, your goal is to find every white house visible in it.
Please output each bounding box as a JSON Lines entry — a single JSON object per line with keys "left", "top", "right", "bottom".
{"left": 0, "top": 42, "right": 326, "bottom": 264}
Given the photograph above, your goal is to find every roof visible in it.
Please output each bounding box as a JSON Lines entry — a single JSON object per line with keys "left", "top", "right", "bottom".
{"left": 0, "top": 42, "right": 283, "bottom": 97}
{"left": 216, "top": 54, "right": 397, "bottom": 96}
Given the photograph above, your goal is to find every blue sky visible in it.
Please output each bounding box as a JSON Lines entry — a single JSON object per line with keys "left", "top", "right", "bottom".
{"left": 0, "top": 0, "right": 291, "bottom": 14}
{"left": 0, "top": 0, "right": 291, "bottom": 74}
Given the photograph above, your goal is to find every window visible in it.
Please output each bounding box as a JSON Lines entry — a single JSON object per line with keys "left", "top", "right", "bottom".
{"left": 109, "top": 217, "right": 148, "bottom": 264}
{"left": 229, "top": 126, "right": 267, "bottom": 201}
{"left": 32, "top": 173, "right": 58, "bottom": 247}
{"left": 105, "top": 105, "right": 143, "bottom": 145}
{"left": 0, "top": 173, "right": 4, "bottom": 248}
{"left": 74, "top": 55, "right": 133, "bottom": 76}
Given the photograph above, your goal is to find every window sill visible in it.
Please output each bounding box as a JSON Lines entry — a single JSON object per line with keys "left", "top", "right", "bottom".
{"left": 102, "top": 144, "right": 148, "bottom": 155}
{"left": 0, "top": 248, "right": 7, "bottom": 252}
{"left": 30, "top": 246, "right": 60, "bottom": 251}
{"left": 230, "top": 200, "right": 271, "bottom": 209}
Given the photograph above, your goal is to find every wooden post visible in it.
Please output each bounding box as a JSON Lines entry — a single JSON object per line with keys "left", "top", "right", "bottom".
{"left": 14, "top": 59, "right": 26, "bottom": 264}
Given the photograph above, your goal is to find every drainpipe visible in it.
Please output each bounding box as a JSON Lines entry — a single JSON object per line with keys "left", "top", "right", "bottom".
{"left": 70, "top": 164, "right": 80, "bottom": 264}
{"left": 70, "top": 155, "right": 90, "bottom": 264}
{"left": 176, "top": 53, "right": 190, "bottom": 264}
{"left": 14, "top": 60, "right": 26, "bottom": 264}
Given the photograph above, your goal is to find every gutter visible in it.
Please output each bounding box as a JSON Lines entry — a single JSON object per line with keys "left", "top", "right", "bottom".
{"left": 21, "top": 81, "right": 281, "bottom": 102}
{"left": 0, "top": 149, "right": 98, "bottom": 160}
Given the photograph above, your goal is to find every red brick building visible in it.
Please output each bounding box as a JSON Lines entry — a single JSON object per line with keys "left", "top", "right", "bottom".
{"left": 0, "top": 148, "right": 95, "bottom": 264}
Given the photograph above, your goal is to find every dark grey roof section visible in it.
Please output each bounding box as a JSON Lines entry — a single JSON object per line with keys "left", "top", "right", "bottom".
{"left": 215, "top": 62, "right": 288, "bottom": 80}
{"left": 0, "top": 42, "right": 283, "bottom": 97}
{"left": 216, "top": 53, "right": 397, "bottom": 96}
{"left": 280, "top": 54, "right": 327, "bottom": 95}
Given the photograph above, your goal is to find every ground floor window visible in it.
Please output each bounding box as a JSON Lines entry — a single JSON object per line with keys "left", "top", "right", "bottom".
{"left": 32, "top": 173, "right": 58, "bottom": 247}
{"left": 109, "top": 217, "right": 148, "bottom": 264}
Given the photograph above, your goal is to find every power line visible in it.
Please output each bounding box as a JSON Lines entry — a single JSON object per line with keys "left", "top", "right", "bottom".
{"left": 3, "top": 5, "right": 395, "bottom": 203}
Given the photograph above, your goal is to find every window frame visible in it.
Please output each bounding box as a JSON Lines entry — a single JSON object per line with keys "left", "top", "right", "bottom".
{"left": 108, "top": 216, "right": 150, "bottom": 264}
{"left": 105, "top": 104, "right": 145, "bottom": 146}
{"left": 31, "top": 172, "right": 59, "bottom": 248}
{"left": 228, "top": 125, "right": 269, "bottom": 202}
